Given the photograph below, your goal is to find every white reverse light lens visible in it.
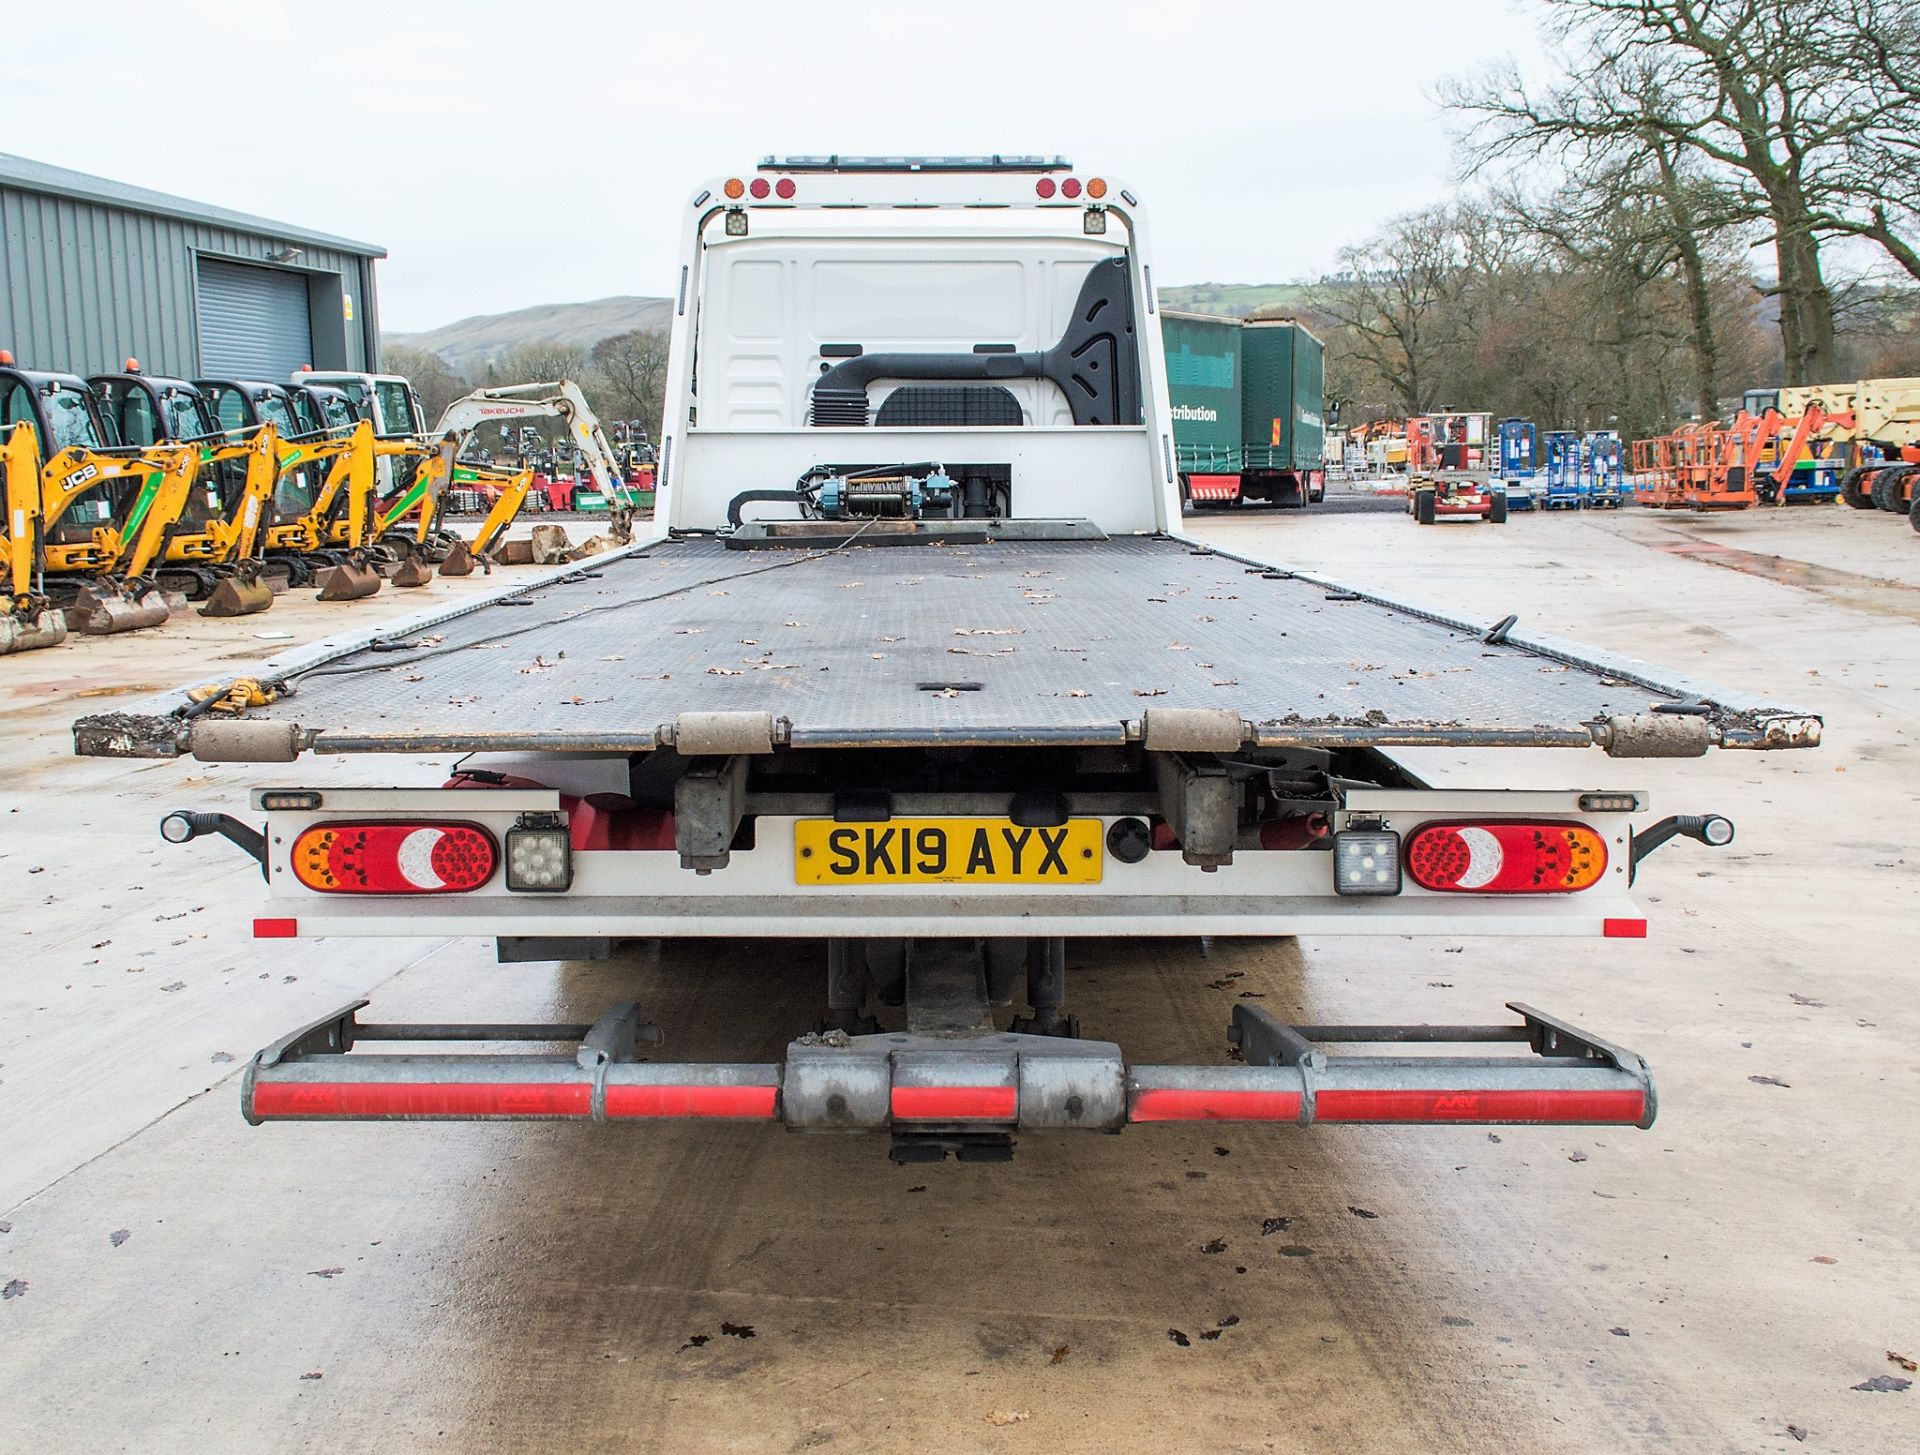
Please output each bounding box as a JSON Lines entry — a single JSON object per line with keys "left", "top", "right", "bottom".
{"left": 1333, "top": 830, "right": 1402, "bottom": 897}
{"left": 506, "top": 825, "right": 572, "bottom": 892}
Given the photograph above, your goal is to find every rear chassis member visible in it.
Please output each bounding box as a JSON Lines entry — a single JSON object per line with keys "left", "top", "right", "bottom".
{"left": 243, "top": 998, "right": 1655, "bottom": 1139}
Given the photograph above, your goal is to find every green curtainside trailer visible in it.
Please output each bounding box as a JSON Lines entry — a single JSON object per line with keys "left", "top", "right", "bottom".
{"left": 1161, "top": 312, "right": 1243, "bottom": 478}
{"left": 1162, "top": 312, "right": 1325, "bottom": 510}
{"left": 1239, "top": 319, "right": 1326, "bottom": 505}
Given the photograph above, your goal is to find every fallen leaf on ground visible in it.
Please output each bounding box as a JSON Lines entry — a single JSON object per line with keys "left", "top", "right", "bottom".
{"left": 1166, "top": 1329, "right": 1191, "bottom": 1347}
{"left": 984, "top": 1410, "right": 1031, "bottom": 1426}
{"left": 1260, "top": 1217, "right": 1292, "bottom": 1236}
{"left": 1890, "top": 1351, "right": 1919, "bottom": 1373}
{"left": 1851, "top": 1375, "right": 1911, "bottom": 1393}
{"left": 1133, "top": 688, "right": 1168, "bottom": 697}
{"left": 300, "top": 1372, "right": 323, "bottom": 1381}
{"left": 1811, "top": 1255, "right": 1838, "bottom": 1265}
{"left": 720, "top": 1321, "right": 755, "bottom": 1339}
{"left": 2, "top": 1279, "right": 25, "bottom": 1299}
{"left": 109, "top": 1229, "right": 131, "bottom": 1247}
{"left": 1200, "top": 1239, "right": 1227, "bottom": 1255}
{"left": 1749, "top": 1075, "right": 1791, "bottom": 1088}
{"left": 1348, "top": 1206, "right": 1379, "bottom": 1220}
{"left": 1050, "top": 1345, "right": 1070, "bottom": 1364}
{"left": 1786, "top": 1426, "right": 1807, "bottom": 1442}
{"left": 307, "top": 1267, "right": 344, "bottom": 1279}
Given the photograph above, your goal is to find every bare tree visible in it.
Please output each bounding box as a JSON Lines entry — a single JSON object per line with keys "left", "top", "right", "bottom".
{"left": 1310, "top": 206, "right": 1473, "bottom": 415}
{"left": 591, "top": 329, "right": 671, "bottom": 438}
{"left": 382, "top": 344, "right": 469, "bottom": 423}
{"left": 1445, "top": 0, "right": 1920, "bottom": 384}
{"left": 489, "top": 340, "right": 590, "bottom": 387}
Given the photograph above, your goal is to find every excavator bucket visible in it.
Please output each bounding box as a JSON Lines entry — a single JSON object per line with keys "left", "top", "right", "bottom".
{"left": 200, "top": 575, "right": 275, "bottom": 618}
{"left": 67, "top": 583, "right": 171, "bottom": 636}
{"left": 437, "top": 538, "right": 480, "bottom": 577}
{"left": 314, "top": 560, "right": 383, "bottom": 602}
{"left": 391, "top": 556, "right": 435, "bottom": 589}
{"left": 1, "top": 606, "right": 68, "bottom": 655}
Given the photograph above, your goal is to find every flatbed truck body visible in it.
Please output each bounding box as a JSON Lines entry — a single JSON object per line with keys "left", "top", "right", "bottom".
{"left": 79, "top": 159, "right": 1817, "bottom": 1158}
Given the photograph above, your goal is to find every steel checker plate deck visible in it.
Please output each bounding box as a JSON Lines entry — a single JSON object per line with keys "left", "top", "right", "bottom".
{"left": 102, "top": 536, "right": 1810, "bottom": 752}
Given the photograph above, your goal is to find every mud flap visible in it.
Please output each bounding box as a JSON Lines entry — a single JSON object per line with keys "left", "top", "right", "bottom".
{"left": 242, "top": 1001, "right": 1654, "bottom": 1134}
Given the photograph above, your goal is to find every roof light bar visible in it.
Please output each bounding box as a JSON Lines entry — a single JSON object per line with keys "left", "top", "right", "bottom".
{"left": 760, "top": 155, "right": 1071, "bottom": 173}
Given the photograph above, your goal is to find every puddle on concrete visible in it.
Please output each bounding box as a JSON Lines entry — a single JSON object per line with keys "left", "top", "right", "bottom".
{"left": 1654, "top": 535, "right": 1920, "bottom": 621}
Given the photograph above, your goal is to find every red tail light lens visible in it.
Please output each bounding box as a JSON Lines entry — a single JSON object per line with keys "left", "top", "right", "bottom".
{"left": 291, "top": 822, "right": 497, "bottom": 894}
{"left": 1405, "top": 821, "right": 1607, "bottom": 894}
{"left": 749, "top": 177, "right": 770, "bottom": 199}
{"left": 1061, "top": 177, "right": 1082, "bottom": 199}
{"left": 774, "top": 177, "right": 796, "bottom": 200}
{"left": 1035, "top": 177, "right": 1057, "bottom": 199}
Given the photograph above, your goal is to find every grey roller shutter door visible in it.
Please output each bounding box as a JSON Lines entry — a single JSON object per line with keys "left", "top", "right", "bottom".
{"left": 196, "top": 257, "right": 313, "bottom": 378}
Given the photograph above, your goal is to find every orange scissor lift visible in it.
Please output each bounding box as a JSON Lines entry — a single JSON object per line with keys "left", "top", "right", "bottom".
{"left": 1633, "top": 405, "right": 1854, "bottom": 511}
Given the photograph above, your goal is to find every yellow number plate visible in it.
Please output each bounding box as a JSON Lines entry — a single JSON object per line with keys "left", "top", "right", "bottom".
{"left": 794, "top": 818, "right": 1104, "bottom": 885}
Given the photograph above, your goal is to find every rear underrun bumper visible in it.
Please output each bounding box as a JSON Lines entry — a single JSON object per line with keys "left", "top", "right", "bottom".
{"left": 242, "top": 1000, "right": 1656, "bottom": 1135}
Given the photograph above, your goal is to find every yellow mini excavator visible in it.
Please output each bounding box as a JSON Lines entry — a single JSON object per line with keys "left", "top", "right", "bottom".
{"left": 259, "top": 418, "right": 387, "bottom": 600}
{"left": 91, "top": 366, "right": 278, "bottom": 617}
{"left": 1, "top": 360, "right": 198, "bottom": 641}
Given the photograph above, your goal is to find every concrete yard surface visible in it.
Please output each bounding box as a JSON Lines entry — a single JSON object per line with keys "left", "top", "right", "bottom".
{"left": 1, "top": 505, "right": 1916, "bottom": 1454}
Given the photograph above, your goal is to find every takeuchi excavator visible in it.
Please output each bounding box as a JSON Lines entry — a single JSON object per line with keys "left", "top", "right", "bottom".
{"left": 0, "top": 360, "right": 197, "bottom": 642}
{"left": 418, "top": 380, "right": 630, "bottom": 573}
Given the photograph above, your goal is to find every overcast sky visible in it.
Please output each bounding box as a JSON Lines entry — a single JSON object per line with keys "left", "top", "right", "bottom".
{"left": 2, "top": 0, "right": 1544, "bottom": 332}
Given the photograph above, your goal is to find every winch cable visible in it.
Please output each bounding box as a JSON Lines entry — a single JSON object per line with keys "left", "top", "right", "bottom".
{"left": 189, "top": 515, "right": 888, "bottom": 709}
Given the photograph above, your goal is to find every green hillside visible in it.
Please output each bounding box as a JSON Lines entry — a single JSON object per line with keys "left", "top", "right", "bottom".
{"left": 1157, "top": 283, "right": 1312, "bottom": 318}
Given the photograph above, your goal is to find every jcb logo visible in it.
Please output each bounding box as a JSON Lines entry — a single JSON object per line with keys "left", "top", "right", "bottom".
{"left": 69, "top": 463, "right": 99, "bottom": 488}
{"left": 1430, "top": 1094, "right": 1481, "bottom": 1116}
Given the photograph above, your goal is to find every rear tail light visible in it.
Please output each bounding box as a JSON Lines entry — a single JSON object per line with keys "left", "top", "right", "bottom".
{"left": 774, "top": 177, "right": 795, "bottom": 199}
{"left": 1035, "top": 177, "right": 1056, "bottom": 199}
{"left": 1406, "top": 821, "right": 1607, "bottom": 894}
{"left": 290, "top": 822, "right": 497, "bottom": 894}
{"left": 749, "top": 177, "right": 770, "bottom": 199}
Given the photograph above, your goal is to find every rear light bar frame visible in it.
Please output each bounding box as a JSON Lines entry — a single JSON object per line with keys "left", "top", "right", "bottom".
{"left": 241, "top": 999, "right": 1654, "bottom": 1133}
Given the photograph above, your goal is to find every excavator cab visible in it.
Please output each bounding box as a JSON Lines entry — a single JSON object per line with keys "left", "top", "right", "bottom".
{"left": 1, "top": 361, "right": 194, "bottom": 639}
{"left": 92, "top": 369, "right": 279, "bottom": 617}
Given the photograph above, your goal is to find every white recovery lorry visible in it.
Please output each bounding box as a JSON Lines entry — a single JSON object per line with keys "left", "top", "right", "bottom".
{"left": 76, "top": 158, "right": 1819, "bottom": 1162}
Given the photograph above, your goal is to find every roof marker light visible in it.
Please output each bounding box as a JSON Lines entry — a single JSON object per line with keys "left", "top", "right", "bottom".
{"left": 774, "top": 177, "right": 796, "bottom": 200}
{"left": 749, "top": 177, "right": 770, "bottom": 199}
{"left": 1086, "top": 177, "right": 1107, "bottom": 199}
{"left": 1035, "top": 177, "right": 1056, "bottom": 199}
{"left": 723, "top": 177, "right": 746, "bottom": 200}
{"left": 1061, "top": 177, "right": 1082, "bottom": 199}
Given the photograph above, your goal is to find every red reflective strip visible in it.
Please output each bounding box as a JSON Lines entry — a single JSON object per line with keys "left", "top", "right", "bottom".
{"left": 1314, "top": 1088, "right": 1645, "bottom": 1124}
{"left": 253, "top": 917, "right": 298, "bottom": 938}
{"left": 604, "top": 1084, "right": 778, "bottom": 1119}
{"left": 890, "top": 1085, "right": 1018, "bottom": 1121}
{"left": 1603, "top": 918, "right": 1648, "bottom": 939}
{"left": 250, "top": 1081, "right": 590, "bottom": 1118}
{"left": 1129, "top": 1087, "right": 1303, "bottom": 1122}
